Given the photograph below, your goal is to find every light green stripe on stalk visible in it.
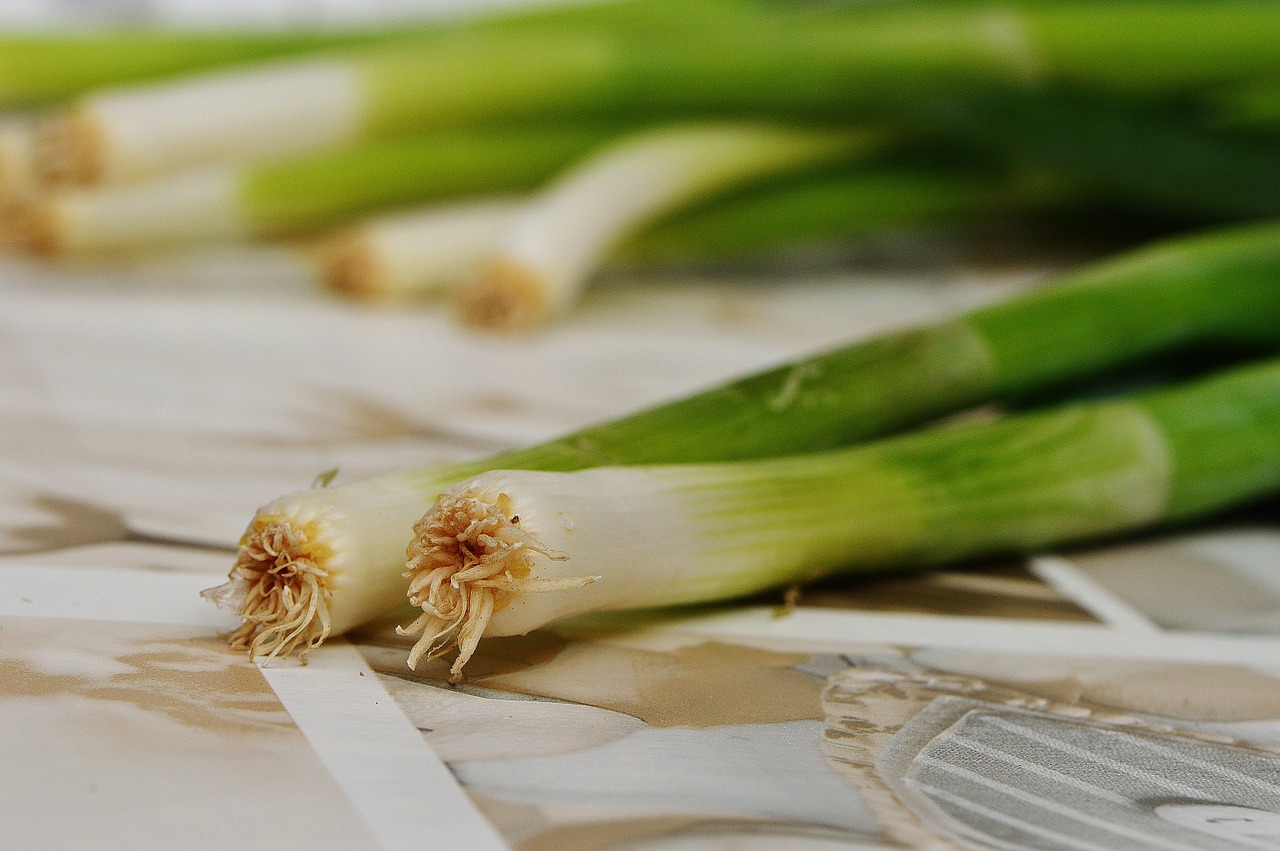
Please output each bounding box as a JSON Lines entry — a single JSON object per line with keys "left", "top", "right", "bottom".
{"left": 833, "top": 2, "right": 1280, "bottom": 95}
{"left": 237, "top": 125, "right": 622, "bottom": 236}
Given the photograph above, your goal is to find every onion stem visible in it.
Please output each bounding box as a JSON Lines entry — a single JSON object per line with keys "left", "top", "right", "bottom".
{"left": 317, "top": 197, "right": 520, "bottom": 302}
{"left": 404, "top": 356, "right": 1280, "bottom": 678}
{"left": 921, "top": 88, "right": 1280, "bottom": 221}
{"left": 4, "top": 126, "right": 620, "bottom": 255}
{"left": 26, "top": 0, "right": 755, "bottom": 187}
{"left": 0, "top": 27, "right": 421, "bottom": 109}
{"left": 36, "top": 2, "right": 1280, "bottom": 187}
{"left": 457, "top": 122, "right": 884, "bottom": 331}
{"left": 206, "top": 220, "right": 1280, "bottom": 662}
{"left": 316, "top": 166, "right": 1058, "bottom": 303}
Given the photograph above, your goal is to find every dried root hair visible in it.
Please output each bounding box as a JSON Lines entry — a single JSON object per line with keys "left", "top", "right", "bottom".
{"left": 203, "top": 514, "right": 334, "bottom": 664}
{"left": 399, "top": 488, "right": 593, "bottom": 681}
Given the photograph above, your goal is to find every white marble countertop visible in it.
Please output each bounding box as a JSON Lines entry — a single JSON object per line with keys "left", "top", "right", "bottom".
{"left": 5, "top": 242, "right": 1280, "bottom": 850}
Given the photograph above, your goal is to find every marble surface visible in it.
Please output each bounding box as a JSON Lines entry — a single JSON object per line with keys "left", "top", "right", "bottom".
{"left": 4, "top": 242, "right": 1280, "bottom": 850}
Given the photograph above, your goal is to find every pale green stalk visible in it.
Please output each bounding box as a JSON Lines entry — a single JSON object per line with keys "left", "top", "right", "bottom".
{"left": 41, "top": 2, "right": 1280, "bottom": 187}
{"left": 29, "top": 0, "right": 757, "bottom": 187}
{"left": 457, "top": 122, "right": 884, "bottom": 332}
{"left": 403, "top": 356, "right": 1280, "bottom": 678}
{"left": 616, "top": 166, "right": 1062, "bottom": 263}
{"left": 318, "top": 166, "right": 1053, "bottom": 302}
{"left": 1212, "top": 79, "right": 1280, "bottom": 135}
{"left": 317, "top": 196, "right": 521, "bottom": 302}
{"left": 918, "top": 88, "right": 1280, "bottom": 222}
{"left": 205, "top": 220, "right": 1280, "bottom": 663}
{"left": 4, "top": 125, "right": 619, "bottom": 255}
{"left": 0, "top": 28, "right": 412, "bottom": 109}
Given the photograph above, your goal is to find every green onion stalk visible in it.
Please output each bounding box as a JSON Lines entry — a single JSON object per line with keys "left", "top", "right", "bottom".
{"left": 35, "top": 1, "right": 1280, "bottom": 188}
{"left": 405, "top": 355, "right": 1280, "bottom": 678}
{"left": 2, "top": 125, "right": 623, "bottom": 255}
{"left": 203, "top": 219, "right": 1280, "bottom": 663}
{"left": 1210, "top": 79, "right": 1280, "bottom": 136}
{"left": 317, "top": 165, "right": 1064, "bottom": 303}
{"left": 0, "top": 28, "right": 411, "bottom": 109}
{"left": 456, "top": 121, "right": 886, "bottom": 332}
{"left": 25, "top": 0, "right": 780, "bottom": 188}
{"left": 915, "top": 88, "right": 1280, "bottom": 222}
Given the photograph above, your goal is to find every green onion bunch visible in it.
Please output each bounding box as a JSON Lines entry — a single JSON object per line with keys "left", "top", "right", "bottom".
{"left": 2, "top": 1, "right": 1278, "bottom": 671}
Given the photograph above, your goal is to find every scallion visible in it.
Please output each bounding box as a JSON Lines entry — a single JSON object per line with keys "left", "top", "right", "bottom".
{"left": 4, "top": 125, "right": 619, "bottom": 255}
{"left": 0, "top": 27, "right": 422, "bottom": 109}
{"left": 918, "top": 88, "right": 1280, "bottom": 221}
{"left": 317, "top": 196, "right": 520, "bottom": 302}
{"left": 27, "top": 0, "right": 761, "bottom": 187}
{"left": 39, "top": 2, "right": 1280, "bottom": 188}
{"left": 456, "top": 122, "right": 884, "bottom": 332}
{"left": 205, "top": 220, "right": 1280, "bottom": 663}
{"left": 317, "top": 166, "right": 1057, "bottom": 303}
{"left": 403, "top": 355, "right": 1280, "bottom": 678}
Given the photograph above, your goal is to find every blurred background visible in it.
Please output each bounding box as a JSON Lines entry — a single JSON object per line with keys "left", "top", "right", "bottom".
{"left": 5, "top": 6, "right": 1280, "bottom": 850}
{"left": 4, "top": 0, "right": 1280, "bottom": 540}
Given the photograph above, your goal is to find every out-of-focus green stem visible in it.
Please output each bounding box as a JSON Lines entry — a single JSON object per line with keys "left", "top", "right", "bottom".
{"left": 620, "top": 166, "right": 1069, "bottom": 262}
{"left": 907, "top": 89, "right": 1280, "bottom": 221}
{"left": 241, "top": 124, "right": 626, "bottom": 236}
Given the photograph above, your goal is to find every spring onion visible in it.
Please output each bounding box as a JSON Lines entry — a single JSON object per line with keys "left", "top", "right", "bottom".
{"left": 318, "top": 196, "right": 521, "bottom": 302}
{"left": 37, "top": 2, "right": 1280, "bottom": 189}
{"left": 318, "top": 166, "right": 1056, "bottom": 303}
{"left": 610, "top": 165, "right": 1067, "bottom": 265}
{"left": 1210, "top": 79, "right": 1280, "bottom": 136}
{"left": 4, "top": 125, "right": 619, "bottom": 255}
{"left": 204, "top": 220, "right": 1280, "bottom": 663}
{"left": 403, "top": 356, "right": 1280, "bottom": 678}
{"left": 456, "top": 122, "right": 884, "bottom": 332}
{"left": 27, "top": 0, "right": 761, "bottom": 188}
{"left": 921, "top": 89, "right": 1280, "bottom": 221}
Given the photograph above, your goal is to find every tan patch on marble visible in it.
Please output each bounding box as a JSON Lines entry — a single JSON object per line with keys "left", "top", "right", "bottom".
{"left": 479, "top": 639, "right": 825, "bottom": 728}
{"left": 799, "top": 561, "right": 1096, "bottom": 622}
{"left": 517, "top": 815, "right": 714, "bottom": 851}
{"left": 1004, "top": 662, "right": 1280, "bottom": 723}
{"left": 466, "top": 792, "right": 549, "bottom": 847}
{"left": 357, "top": 619, "right": 824, "bottom": 727}
{"left": 913, "top": 648, "right": 1280, "bottom": 723}
{"left": 462, "top": 393, "right": 531, "bottom": 416}
{"left": 1, "top": 620, "right": 289, "bottom": 734}
{"left": 357, "top": 625, "right": 568, "bottom": 681}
